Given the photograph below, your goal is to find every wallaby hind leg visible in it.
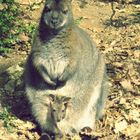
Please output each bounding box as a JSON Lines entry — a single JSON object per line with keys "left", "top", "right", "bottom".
{"left": 96, "top": 74, "right": 108, "bottom": 119}
{"left": 31, "top": 102, "right": 49, "bottom": 132}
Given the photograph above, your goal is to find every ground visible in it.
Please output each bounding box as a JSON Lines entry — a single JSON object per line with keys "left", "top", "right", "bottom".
{"left": 0, "top": 0, "right": 140, "bottom": 140}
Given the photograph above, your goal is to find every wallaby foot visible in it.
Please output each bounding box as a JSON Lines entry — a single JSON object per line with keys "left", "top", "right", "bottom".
{"left": 39, "top": 133, "right": 52, "bottom": 140}
{"left": 54, "top": 134, "right": 63, "bottom": 140}
{"left": 81, "top": 135, "right": 91, "bottom": 140}
{"left": 81, "top": 127, "right": 92, "bottom": 133}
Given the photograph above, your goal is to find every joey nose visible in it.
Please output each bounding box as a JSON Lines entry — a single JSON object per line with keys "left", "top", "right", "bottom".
{"left": 57, "top": 117, "right": 61, "bottom": 122}
{"left": 57, "top": 119, "right": 61, "bottom": 122}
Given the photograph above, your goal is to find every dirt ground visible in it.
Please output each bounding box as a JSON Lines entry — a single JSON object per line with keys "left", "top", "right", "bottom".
{"left": 0, "top": 0, "right": 140, "bottom": 139}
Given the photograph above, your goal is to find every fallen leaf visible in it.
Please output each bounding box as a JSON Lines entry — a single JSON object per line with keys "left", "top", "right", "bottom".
{"left": 120, "top": 79, "right": 133, "bottom": 91}
{"left": 114, "top": 120, "right": 128, "bottom": 133}
{"left": 133, "top": 98, "right": 140, "bottom": 106}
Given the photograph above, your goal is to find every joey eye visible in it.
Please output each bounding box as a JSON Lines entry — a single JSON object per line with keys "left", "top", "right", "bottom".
{"left": 62, "top": 110, "right": 65, "bottom": 112}
{"left": 53, "top": 109, "right": 56, "bottom": 112}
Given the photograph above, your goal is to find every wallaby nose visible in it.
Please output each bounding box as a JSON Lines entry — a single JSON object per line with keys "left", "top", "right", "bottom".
{"left": 51, "top": 19, "right": 58, "bottom": 25}
{"left": 51, "top": 11, "right": 59, "bottom": 25}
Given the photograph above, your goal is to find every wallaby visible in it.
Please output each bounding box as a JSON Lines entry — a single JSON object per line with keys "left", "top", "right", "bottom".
{"left": 25, "top": 0, "right": 108, "bottom": 136}
{"left": 49, "top": 95, "right": 71, "bottom": 123}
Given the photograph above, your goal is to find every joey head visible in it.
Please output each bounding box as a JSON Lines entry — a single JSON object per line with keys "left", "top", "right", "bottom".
{"left": 49, "top": 94, "right": 71, "bottom": 123}
{"left": 49, "top": 95, "right": 71, "bottom": 139}
{"left": 25, "top": 0, "right": 108, "bottom": 136}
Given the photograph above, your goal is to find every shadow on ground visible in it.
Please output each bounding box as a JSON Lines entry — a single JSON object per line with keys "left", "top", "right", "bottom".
{"left": 104, "top": 4, "right": 140, "bottom": 28}
{"left": 0, "top": 67, "right": 31, "bottom": 120}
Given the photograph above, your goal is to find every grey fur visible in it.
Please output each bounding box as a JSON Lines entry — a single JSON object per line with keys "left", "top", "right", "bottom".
{"left": 49, "top": 94, "right": 71, "bottom": 123}
{"left": 25, "top": 0, "right": 108, "bottom": 136}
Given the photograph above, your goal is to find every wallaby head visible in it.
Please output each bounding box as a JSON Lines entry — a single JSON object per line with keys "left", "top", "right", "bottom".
{"left": 41, "top": 0, "right": 73, "bottom": 30}
{"left": 48, "top": 94, "right": 71, "bottom": 122}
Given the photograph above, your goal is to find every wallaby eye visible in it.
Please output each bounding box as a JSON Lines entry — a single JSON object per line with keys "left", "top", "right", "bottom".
{"left": 45, "top": 6, "right": 51, "bottom": 12}
{"left": 62, "top": 110, "right": 65, "bottom": 112}
{"left": 53, "top": 109, "right": 56, "bottom": 112}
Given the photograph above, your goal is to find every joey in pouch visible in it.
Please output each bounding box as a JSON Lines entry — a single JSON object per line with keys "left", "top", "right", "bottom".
{"left": 39, "top": 95, "right": 71, "bottom": 139}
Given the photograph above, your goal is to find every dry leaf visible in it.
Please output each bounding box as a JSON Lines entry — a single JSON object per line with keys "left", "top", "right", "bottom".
{"left": 133, "top": 51, "right": 140, "bottom": 59}
{"left": 129, "top": 109, "right": 140, "bottom": 121}
{"left": 120, "top": 79, "right": 133, "bottom": 91}
{"left": 114, "top": 120, "right": 128, "bottom": 133}
{"left": 133, "top": 98, "right": 140, "bottom": 106}
{"left": 119, "top": 98, "right": 126, "bottom": 104}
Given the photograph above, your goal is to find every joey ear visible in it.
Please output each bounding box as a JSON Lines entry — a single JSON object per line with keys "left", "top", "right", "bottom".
{"left": 48, "top": 94, "right": 56, "bottom": 102}
{"left": 63, "top": 97, "right": 71, "bottom": 103}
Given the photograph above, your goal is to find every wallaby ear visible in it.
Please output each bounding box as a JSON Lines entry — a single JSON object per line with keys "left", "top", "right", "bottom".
{"left": 49, "top": 94, "right": 56, "bottom": 102}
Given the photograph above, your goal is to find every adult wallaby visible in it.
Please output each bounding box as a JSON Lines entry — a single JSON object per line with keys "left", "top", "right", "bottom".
{"left": 25, "top": 0, "right": 108, "bottom": 136}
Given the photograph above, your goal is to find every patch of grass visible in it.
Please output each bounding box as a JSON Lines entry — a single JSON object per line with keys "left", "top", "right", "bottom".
{"left": 0, "top": 47, "right": 12, "bottom": 54}
{"left": 0, "top": 2, "right": 22, "bottom": 54}
{"left": 0, "top": 1, "right": 36, "bottom": 55}
{"left": 0, "top": 107, "right": 15, "bottom": 132}
{"left": 75, "top": 16, "right": 84, "bottom": 25}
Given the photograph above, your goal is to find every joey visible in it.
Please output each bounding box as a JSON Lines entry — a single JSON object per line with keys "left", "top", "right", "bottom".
{"left": 39, "top": 95, "right": 71, "bottom": 139}
{"left": 49, "top": 94, "right": 71, "bottom": 123}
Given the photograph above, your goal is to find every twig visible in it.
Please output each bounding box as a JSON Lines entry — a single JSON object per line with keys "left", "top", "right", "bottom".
{"left": 110, "top": 0, "right": 116, "bottom": 25}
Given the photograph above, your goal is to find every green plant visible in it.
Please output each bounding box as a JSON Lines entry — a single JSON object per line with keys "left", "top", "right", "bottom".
{"left": 0, "top": 1, "right": 22, "bottom": 54}
{"left": 0, "top": 107, "right": 15, "bottom": 132}
{"left": 0, "top": 0, "right": 36, "bottom": 54}
{"left": 75, "top": 17, "right": 84, "bottom": 25}
{"left": 0, "top": 0, "right": 14, "bottom": 4}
